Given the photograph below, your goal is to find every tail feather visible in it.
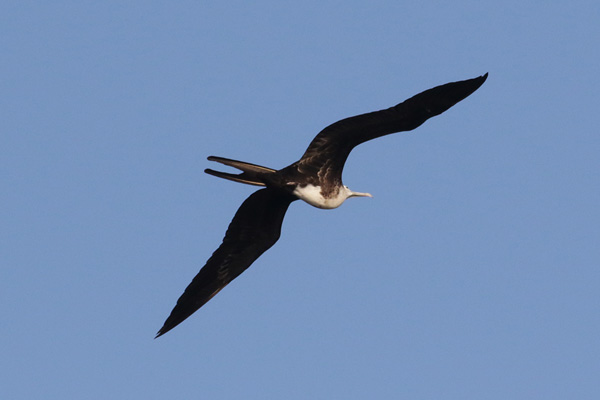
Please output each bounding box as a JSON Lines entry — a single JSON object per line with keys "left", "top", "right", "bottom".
{"left": 207, "top": 156, "right": 276, "bottom": 173}
{"left": 205, "top": 156, "right": 276, "bottom": 186}
{"left": 204, "top": 168, "right": 266, "bottom": 186}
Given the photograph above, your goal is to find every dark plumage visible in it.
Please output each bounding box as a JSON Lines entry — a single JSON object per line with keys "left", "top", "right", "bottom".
{"left": 156, "top": 73, "right": 487, "bottom": 337}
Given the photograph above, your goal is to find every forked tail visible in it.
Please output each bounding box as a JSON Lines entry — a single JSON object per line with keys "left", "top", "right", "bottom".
{"left": 204, "top": 156, "right": 276, "bottom": 186}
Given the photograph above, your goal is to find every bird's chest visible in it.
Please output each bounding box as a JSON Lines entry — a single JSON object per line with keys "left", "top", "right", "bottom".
{"left": 292, "top": 184, "right": 345, "bottom": 209}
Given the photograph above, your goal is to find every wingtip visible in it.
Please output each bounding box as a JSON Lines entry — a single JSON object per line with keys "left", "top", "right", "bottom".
{"left": 476, "top": 72, "right": 489, "bottom": 85}
{"left": 154, "top": 328, "right": 165, "bottom": 339}
{"left": 468, "top": 72, "right": 488, "bottom": 92}
{"left": 155, "top": 319, "right": 176, "bottom": 339}
{"left": 154, "top": 325, "right": 170, "bottom": 339}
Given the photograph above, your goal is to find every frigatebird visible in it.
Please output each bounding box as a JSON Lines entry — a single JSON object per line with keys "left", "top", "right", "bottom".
{"left": 156, "top": 73, "right": 487, "bottom": 337}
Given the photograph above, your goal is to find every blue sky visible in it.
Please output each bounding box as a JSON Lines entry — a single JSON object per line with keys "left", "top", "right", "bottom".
{"left": 2, "top": 1, "right": 599, "bottom": 398}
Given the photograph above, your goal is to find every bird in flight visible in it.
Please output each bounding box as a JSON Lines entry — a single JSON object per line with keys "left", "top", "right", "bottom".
{"left": 156, "top": 73, "right": 487, "bottom": 337}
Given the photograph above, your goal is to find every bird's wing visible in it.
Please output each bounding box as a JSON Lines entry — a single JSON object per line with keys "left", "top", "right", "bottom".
{"left": 297, "top": 74, "right": 488, "bottom": 178}
{"left": 156, "top": 188, "right": 296, "bottom": 337}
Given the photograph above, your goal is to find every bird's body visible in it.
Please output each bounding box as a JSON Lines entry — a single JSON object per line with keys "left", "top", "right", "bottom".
{"left": 156, "top": 73, "right": 488, "bottom": 337}
{"left": 292, "top": 184, "right": 361, "bottom": 209}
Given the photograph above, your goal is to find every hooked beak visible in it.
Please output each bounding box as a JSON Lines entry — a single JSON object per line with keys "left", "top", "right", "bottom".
{"left": 349, "top": 190, "right": 373, "bottom": 198}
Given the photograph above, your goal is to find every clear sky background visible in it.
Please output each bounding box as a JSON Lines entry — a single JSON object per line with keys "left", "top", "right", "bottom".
{"left": 2, "top": 1, "right": 599, "bottom": 399}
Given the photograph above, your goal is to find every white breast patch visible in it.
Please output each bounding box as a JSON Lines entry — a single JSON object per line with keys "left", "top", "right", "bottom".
{"left": 292, "top": 184, "right": 347, "bottom": 209}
